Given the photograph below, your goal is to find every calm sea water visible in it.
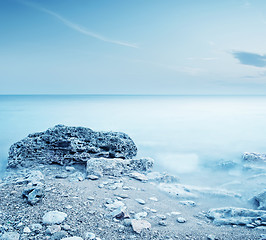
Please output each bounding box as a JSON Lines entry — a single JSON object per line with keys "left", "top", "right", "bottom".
{"left": 1, "top": 95, "right": 266, "bottom": 184}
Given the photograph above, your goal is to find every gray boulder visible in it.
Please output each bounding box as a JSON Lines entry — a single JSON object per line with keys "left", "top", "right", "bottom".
{"left": 42, "top": 211, "right": 67, "bottom": 225}
{"left": 8, "top": 125, "right": 137, "bottom": 168}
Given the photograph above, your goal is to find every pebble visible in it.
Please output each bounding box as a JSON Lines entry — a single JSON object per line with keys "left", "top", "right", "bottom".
{"left": 129, "top": 172, "right": 148, "bottom": 182}
{"left": 87, "top": 196, "right": 95, "bottom": 201}
{"left": 87, "top": 175, "right": 99, "bottom": 180}
{"left": 85, "top": 231, "right": 96, "bottom": 239}
{"left": 150, "top": 209, "right": 157, "bottom": 213}
{"left": 66, "top": 166, "right": 76, "bottom": 172}
{"left": 65, "top": 205, "right": 73, "bottom": 209}
{"left": 149, "top": 197, "right": 158, "bottom": 202}
{"left": 207, "top": 234, "right": 216, "bottom": 240}
{"left": 51, "top": 231, "right": 68, "bottom": 240}
{"left": 61, "top": 224, "right": 71, "bottom": 231}
{"left": 46, "top": 225, "right": 61, "bottom": 235}
{"left": 171, "top": 211, "right": 181, "bottom": 216}
{"left": 135, "top": 212, "right": 148, "bottom": 219}
{"left": 246, "top": 224, "right": 255, "bottom": 228}
{"left": 157, "top": 214, "right": 167, "bottom": 220}
{"left": 177, "top": 217, "right": 186, "bottom": 223}
{"left": 55, "top": 173, "right": 68, "bottom": 179}
{"left": 135, "top": 198, "right": 145, "bottom": 205}
{"left": 158, "top": 220, "right": 167, "bottom": 226}
{"left": 114, "top": 193, "right": 129, "bottom": 199}
{"left": 30, "top": 223, "right": 42, "bottom": 233}
{"left": 23, "top": 226, "right": 31, "bottom": 233}
{"left": 62, "top": 237, "right": 83, "bottom": 240}
{"left": 179, "top": 200, "right": 196, "bottom": 207}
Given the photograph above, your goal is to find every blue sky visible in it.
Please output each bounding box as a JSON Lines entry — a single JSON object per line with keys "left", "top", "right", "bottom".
{"left": 1, "top": 0, "right": 266, "bottom": 94}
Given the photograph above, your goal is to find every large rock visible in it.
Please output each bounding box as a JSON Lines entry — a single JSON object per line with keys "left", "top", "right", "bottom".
{"left": 242, "top": 152, "right": 266, "bottom": 163}
{"left": 8, "top": 125, "right": 137, "bottom": 168}
{"left": 86, "top": 157, "right": 153, "bottom": 177}
{"left": 207, "top": 207, "right": 266, "bottom": 226}
{"left": 250, "top": 190, "right": 266, "bottom": 210}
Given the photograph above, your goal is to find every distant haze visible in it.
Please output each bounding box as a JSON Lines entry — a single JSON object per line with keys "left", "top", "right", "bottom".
{"left": 1, "top": 0, "right": 266, "bottom": 95}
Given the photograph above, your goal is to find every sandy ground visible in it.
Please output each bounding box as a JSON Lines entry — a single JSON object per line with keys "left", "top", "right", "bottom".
{"left": 0, "top": 164, "right": 265, "bottom": 240}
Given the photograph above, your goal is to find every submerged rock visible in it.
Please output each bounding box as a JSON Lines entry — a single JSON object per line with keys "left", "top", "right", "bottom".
{"left": 8, "top": 125, "right": 137, "bottom": 168}
{"left": 207, "top": 207, "right": 266, "bottom": 226}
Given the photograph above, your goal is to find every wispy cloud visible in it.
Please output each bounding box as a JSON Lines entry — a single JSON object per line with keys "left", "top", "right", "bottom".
{"left": 232, "top": 51, "right": 266, "bottom": 67}
{"left": 21, "top": 1, "right": 138, "bottom": 48}
{"left": 187, "top": 57, "right": 217, "bottom": 61}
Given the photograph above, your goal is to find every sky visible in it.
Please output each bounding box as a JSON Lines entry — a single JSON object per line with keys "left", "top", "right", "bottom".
{"left": 1, "top": 0, "right": 266, "bottom": 95}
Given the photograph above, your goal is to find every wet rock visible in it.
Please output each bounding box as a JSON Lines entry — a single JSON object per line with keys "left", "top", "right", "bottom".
{"left": 111, "top": 206, "right": 128, "bottom": 219}
{"left": 0, "top": 232, "right": 20, "bottom": 240}
{"left": 131, "top": 219, "right": 151, "bottom": 234}
{"left": 135, "top": 198, "right": 145, "bottom": 205}
{"left": 8, "top": 125, "right": 137, "bottom": 168}
{"left": 22, "top": 185, "right": 44, "bottom": 205}
{"left": 207, "top": 207, "right": 266, "bottom": 226}
{"left": 177, "top": 217, "right": 186, "bottom": 223}
{"left": 242, "top": 152, "right": 266, "bottom": 163}
{"left": 86, "top": 175, "right": 99, "bottom": 180}
{"left": 129, "top": 172, "right": 148, "bottom": 182}
{"left": 42, "top": 211, "right": 67, "bottom": 225}
{"left": 250, "top": 190, "right": 266, "bottom": 210}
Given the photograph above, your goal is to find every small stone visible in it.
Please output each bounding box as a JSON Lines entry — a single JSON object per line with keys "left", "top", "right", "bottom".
{"left": 114, "top": 193, "right": 129, "bottom": 199}
{"left": 171, "top": 211, "right": 181, "bottom": 216}
{"left": 42, "top": 211, "right": 67, "bottom": 225}
{"left": 17, "top": 222, "right": 23, "bottom": 227}
{"left": 158, "top": 220, "right": 167, "bottom": 226}
{"left": 87, "top": 175, "right": 99, "bottom": 180}
{"left": 78, "top": 176, "right": 84, "bottom": 181}
{"left": 131, "top": 219, "right": 151, "bottom": 234}
{"left": 179, "top": 200, "right": 196, "bottom": 207}
{"left": 129, "top": 172, "right": 148, "bottom": 182}
{"left": 65, "top": 205, "right": 72, "bottom": 209}
{"left": 23, "top": 227, "right": 31, "bottom": 233}
{"left": 51, "top": 231, "right": 68, "bottom": 240}
{"left": 84, "top": 232, "right": 96, "bottom": 239}
{"left": 66, "top": 166, "right": 75, "bottom": 172}
{"left": 30, "top": 223, "right": 42, "bottom": 233}
{"left": 150, "top": 209, "right": 157, "bottom": 213}
{"left": 55, "top": 173, "right": 68, "bottom": 179}
{"left": 87, "top": 196, "right": 95, "bottom": 201}
{"left": 98, "top": 184, "right": 104, "bottom": 188}
{"left": 149, "top": 197, "right": 158, "bottom": 202}
{"left": 135, "top": 198, "right": 145, "bottom": 205}
{"left": 246, "top": 224, "right": 255, "bottom": 228}
{"left": 123, "top": 219, "right": 132, "bottom": 226}
{"left": 46, "top": 225, "right": 61, "bottom": 235}
{"left": 135, "top": 212, "right": 148, "bottom": 219}
{"left": 177, "top": 217, "right": 186, "bottom": 223}
{"left": 157, "top": 214, "right": 167, "bottom": 220}
{"left": 61, "top": 224, "right": 71, "bottom": 231}
{"left": 207, "top": 235, "right": 216, "bottom": 240}
{"left": 62, "top": 237, "right": 83, "bottom": 240}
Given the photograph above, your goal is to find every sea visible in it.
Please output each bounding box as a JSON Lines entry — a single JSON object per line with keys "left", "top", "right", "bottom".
{"left": 1, "top": 95, "right": 266, "bottom": 187}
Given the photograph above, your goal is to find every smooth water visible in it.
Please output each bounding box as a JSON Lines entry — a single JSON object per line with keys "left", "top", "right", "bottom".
{"left": 1, "top": 95, "right": 266, "bottom": 184}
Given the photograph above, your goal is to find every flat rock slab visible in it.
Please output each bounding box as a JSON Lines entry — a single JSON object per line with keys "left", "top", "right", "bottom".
{"left": 42, "top": 211, "right": 67, "bottom": 225}
{"left": 8, "top": 125, "right": 137, "bottom": 167}
{"left": 131, "top": 219, "right": 151, "bottom": 233}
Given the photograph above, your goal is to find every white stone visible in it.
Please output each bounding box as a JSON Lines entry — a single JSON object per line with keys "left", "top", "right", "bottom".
{"left": 42, "top": 211, "right": 67, "bottom": 225}
{"left": 131, "top": 219, "right": 151, "bottom": 234}
{"left": 23, "top": 226, "right": 31, "bottom": 233}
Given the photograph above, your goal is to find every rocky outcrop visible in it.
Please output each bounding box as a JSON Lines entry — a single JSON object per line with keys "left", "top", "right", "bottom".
{"left": 86, "top": 157, "right": 154, "bottom": 177}
{"left": 207, "top": 207, "right": 266, "bottom": 226}
{"left": 8, "top": 125, "right": 137, "bottom": 168}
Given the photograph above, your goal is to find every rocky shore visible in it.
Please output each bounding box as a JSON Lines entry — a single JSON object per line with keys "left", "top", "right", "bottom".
{"left": 0, "top": 125, "right": 265, "bottom": 240}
